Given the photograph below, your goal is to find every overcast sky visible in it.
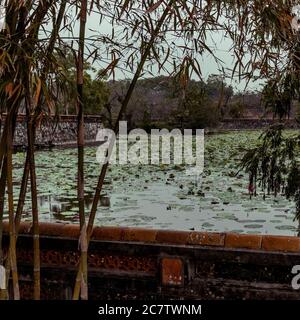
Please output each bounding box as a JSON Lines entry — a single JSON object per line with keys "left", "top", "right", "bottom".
{"left": 83, "top": 12, "right": 264, "bottom": 93}
{"left": 0, "top": 4, "right": 263, "bottom": 93}
{"left": 82, "top": 13, "right": 262, "bottom": 92}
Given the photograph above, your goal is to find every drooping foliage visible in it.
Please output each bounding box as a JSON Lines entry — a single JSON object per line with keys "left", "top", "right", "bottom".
{"left": 240, "top": 125, "right": 300, "bottom": 219}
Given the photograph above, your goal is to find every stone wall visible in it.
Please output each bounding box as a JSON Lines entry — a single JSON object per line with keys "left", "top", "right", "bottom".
{"left": 0, "top": 115, "right": 102, "bottom": 148}
{"left": 219, "top": 118, "right": 299, "bottom": 130}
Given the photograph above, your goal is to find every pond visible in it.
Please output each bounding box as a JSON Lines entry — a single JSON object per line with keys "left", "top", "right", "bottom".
{"left": 5, "top": 130, "right": 298, "bottom": 236}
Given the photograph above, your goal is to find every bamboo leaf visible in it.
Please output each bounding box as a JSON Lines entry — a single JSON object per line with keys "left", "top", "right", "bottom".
{"left": 145, "top": 0, "right": 164, "bottom": 14}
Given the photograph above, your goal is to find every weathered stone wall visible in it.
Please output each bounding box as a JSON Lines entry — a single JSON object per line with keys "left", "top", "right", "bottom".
{"left": 0, "top": 115, "right": 102, "bottom": 148}
{"left": 219, "top": 118, "right": 299, "bottom": 130}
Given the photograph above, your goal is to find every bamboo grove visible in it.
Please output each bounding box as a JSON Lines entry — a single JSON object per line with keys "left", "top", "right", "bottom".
{"left": 0, "top": 0, "right": 299, "bottom": 300}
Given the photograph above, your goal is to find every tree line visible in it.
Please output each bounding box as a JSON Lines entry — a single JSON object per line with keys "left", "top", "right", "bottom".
{"left": 56, "top": 56, "right": 265, "bottom": 129}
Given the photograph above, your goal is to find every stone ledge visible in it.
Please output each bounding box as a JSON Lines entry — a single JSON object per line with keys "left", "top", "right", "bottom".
{"left": 3, "top": 222, "right": 300, "bottom": 253}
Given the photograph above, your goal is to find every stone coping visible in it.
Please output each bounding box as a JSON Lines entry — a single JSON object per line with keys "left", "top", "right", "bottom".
{"left": 0, "top": 114, "right": 102, "bottom": 123}
{"left": 3, "top": 222, "right": 300, "bottom": 253}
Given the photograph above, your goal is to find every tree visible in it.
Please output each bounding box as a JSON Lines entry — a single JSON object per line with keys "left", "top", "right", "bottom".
{"left": 206, "top": 75, "right": 234, "bottom": 117}
{"left": 56, "top": 49, "right": 110, "bottom": 115}
{"left": 261, "top": 75, "right": 296, "bottom": 119}
{"left": 84, "top": 74, "right": 110, "bottom": 115}
{"left": 180, "top": 80, "right": 219, "bottom": 128}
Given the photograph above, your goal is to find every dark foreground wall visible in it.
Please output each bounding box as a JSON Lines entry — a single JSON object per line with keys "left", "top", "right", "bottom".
{"left": 2, "top": 222, "right": 300, "bottom": 300}
{"left": 0, "top": 115, "right": 102, "bottom": 148}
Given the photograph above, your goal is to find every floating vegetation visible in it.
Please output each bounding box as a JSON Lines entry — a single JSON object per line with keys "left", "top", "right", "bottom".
{"left": 5, "top": 131, "right": 298, "bottom": 236}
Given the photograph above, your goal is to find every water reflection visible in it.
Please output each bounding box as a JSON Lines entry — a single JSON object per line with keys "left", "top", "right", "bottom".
{"left": 37, "top": 193, "right": 109, "bottom": 217}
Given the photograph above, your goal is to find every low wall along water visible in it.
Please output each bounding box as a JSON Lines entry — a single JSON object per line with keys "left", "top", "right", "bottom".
{"left": 0, "top": 115, "right": 102, "bottom": 149}
{"left": 219, "top": 118, "right": 299, "bottom": 130}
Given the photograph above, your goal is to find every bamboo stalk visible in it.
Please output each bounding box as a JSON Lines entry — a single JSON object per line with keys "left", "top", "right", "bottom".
{"left": 5, "top": 152, "right": 29, "bottom": 292}
{"left": 0, "top": 107, "right": 18, "bottom": 179}
{"left": 26, "top": 115, "right": 40, "bottom": 300}
{"left": 72, "top": 0, "right": 175, "bottom": 300}
{"left": 27, "top": 0, "right": 67, "bottom": 298}
{"left": 14, "top": 153, "right": 30, "bottom": 232}
{"left": 76, "top": 0, "right": 88, "bottom": 300}
{"left": 20, "top": 0, "right": 67, "bottom": 298}
{"left": 0, "top": 157, "right": 8, "bottom": 300}
{"left": 6, "top": 115, "right": 20, "bottom": 300}
{"left": 0, "top": 109, "right": 20, "bottom": 300}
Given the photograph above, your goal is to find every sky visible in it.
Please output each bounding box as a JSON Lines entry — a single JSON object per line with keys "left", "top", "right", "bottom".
{"left": 0, "top": 5, "right": 3, "bottom": 29}
{"left": 0, "top": 3, "right": 264, "bottom": 93}
{"left": 83, "top": 11, "right": 264, "bottom": 93}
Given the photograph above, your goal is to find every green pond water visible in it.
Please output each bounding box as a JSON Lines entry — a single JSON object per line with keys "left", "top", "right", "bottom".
{"left": 5, "top": 130, "right": 299, "bottom": 236}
